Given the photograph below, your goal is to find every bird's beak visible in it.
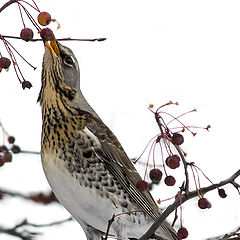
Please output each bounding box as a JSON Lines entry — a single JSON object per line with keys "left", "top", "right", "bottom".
{"left": 44, "top": 38, "right": 60, "bottom": 58}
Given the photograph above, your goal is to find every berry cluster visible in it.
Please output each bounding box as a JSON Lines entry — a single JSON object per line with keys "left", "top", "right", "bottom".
{"left": 134, "top": 102, "right": 218, "bottom": 238}
{"left": 0, "top": 136, "right": 21, "bottom": 167}
{"left": 0, "top": 0, "right": 58, "bottom": 88}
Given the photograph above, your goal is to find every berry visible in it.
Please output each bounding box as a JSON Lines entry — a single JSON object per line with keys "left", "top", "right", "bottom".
{"left": 0, "top": 145, "right": 8, "bottom": 152}
{"left": 20, "top": 28, "right": 34, "bottom": 41}
{"left": 40, "top": 28, "right": 54, "bottom": 41}
{"left": 37, "top": 12, "right": 52, "bottom": 26}
{"left": 172, "top": 133, "right": 184, "bottom": 145}
{"left": 218, "top": 188, "right": 227, "bottom": 198}
{"left": 0, "top": 158, "right": 5, "bottom": 167}
{"left": 149, "top": 168, "right": 162, "bottom": 183}
{"left": 0, "top": 57, "right": 11, "bottom": 69}
{"left": 164, "top": 175, "right": 176, "bottom": 186}
{"left": 3, "top": 152, "right": 12, "bottom": 162}
{"left": 11, "top": 145, "right": 21, "bottom": 154}
{"left": 8, "top": 136, "right": 15, "bottom": 144}
{"left": 198, "top": 197, "right": 212, "bottom": 209}
{"left": 166, "top": 155, "right": 180, "bottom": 169}
{"left": 22, "top": 80, "right": 32, "bottom": 89}
{"left": 177, "top": 227, "right": 188, "bottom": 239}
{"left": 136, "top": 180, "right": 148, "bottom": 191}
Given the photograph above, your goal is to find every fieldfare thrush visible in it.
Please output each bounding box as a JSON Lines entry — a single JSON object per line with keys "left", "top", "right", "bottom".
{"left": 38, "top": 39, "right": 179, "bottom": 240}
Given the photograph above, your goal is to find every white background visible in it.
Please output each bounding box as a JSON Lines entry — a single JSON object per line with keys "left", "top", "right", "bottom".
{"left": 0, "top": 0, "right": 240, "bottom": 239}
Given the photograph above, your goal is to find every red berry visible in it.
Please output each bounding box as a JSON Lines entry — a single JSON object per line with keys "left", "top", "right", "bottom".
{"left": 198, "top": 197, "right": 212, "bottom": 209}
{"left": 20, "top": 28, "right": 34, "bottom": 41}
{"left": 164, "top": 175, "right": 176, "bottom": 186}
{"left": 218, "top": 188, "right": 227, "bottom": 198}
{"left": 0, "top": 158, "right": 5, "bottom": 167}
{"left": 8, "top": 136, "right": 15, "bottom": 144}
{"left": 37, "top": 12, "right": 52, "bottom": 26}
{"left": 0, "top": 57, "right": 11, "bottom": 69}
{"left": 149, "top": 168, "right": 162, "bottom": 183}
{"left": 3, "top": 152, "right": 12, "bottom": 162}
{"left": 40, "top": 28, "right": 54, "bottom": 41}
{"left": 177, "top": 227, "right": 189, "bottom": 239}
{"left": 136, "top": 180, "right": 148, "bottom": 191}
{"left": 172, "top": 133, "right": 184, "bottom": 145}
{"left": 166, "top": 155, "right": 180, "bottom": 169}
{"left": 11, "top": 145, "right": 21, "bottom": 154}
{"left": 0, "top": 145, "right": 8, "bottom": 152}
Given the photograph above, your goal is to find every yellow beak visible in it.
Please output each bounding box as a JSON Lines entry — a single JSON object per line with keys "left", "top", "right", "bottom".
{"left": 45, "top": 38, "right": 60, "bottom": 58}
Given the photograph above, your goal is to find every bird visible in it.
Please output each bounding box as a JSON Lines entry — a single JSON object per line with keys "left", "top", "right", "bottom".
{"left": 38, "top": 38, "right": 179, "bottom": 240}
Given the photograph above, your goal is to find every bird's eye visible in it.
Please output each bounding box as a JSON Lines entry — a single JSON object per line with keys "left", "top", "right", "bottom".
{"left": 64, "top": 56, "right": 74, "bottom": 66}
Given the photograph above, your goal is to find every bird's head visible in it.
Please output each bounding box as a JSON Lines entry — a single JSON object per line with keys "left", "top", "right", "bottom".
{"left": 38, "top": 39, "right": 96, "bottom": 115}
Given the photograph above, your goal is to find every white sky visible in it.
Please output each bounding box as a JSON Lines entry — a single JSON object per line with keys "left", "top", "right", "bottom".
{"left": 0, "top": 0, "right": 240, "bottom": 239}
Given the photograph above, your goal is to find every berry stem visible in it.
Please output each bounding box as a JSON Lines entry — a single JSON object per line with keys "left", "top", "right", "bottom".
{"left": 143, "top": 139, "right": 156, "bottom": 180}
{"left": 194, "top": 164, "right": 214, "bottom": 185}
{"left": 18, "top": 0, "right": 39, "bottom": 11}
{"left": 3, "top": 38, "right": 36, "bottom": 69}
{"left": 30, "top": 0, "right": 40, "bottom": 11}
{"left": 134, "top": 135, "right": 158, "bottom": 163}
{"left": 17, "top": 2, "right": 26, "bottom": 28}
{"left": 174, "top": 144, "right": 189, "bottom": 193}
{"left": 158, "top": 139, "right": 168, "bottom": 176}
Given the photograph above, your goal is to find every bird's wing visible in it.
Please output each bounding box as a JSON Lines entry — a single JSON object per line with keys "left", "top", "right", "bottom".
{"left": 85, "top": 112, "right": 161, "bottom": 220}
{"left": 83, "top": 112, "right": 179, "bottom": 240}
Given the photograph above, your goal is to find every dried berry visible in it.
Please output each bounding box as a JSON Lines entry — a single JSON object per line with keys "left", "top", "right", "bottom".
{"left": 164, "top": 175, "right": 176, "bottom": 186}
{"left": 136, "top": 180, "right": 148, "bottom": 192}
{"left": 37, "top": 12, "right": 52, "bottom": 26}
{"left": 166, "top": 155, "right": 180, "bottom": 169}
{"left": 11, "top": 145, "right": 21, "bottom": 154}
{"left": 0, "top": 57, "right": 11, "bottom": 69}
{"left": 172, "top": 133, "right": 184, "bottom": 145}
{"left": 20, "top": 28, "right": 34, "bottom": 41}
{"left": 177, "top": 227, "right": 188, "bottom": 239}
{"left": 218, "top": 188, "right": 227, "bottom": 198}
{"left": 40, "top": 28, "right": 54, "bottom": 41}
{"left": 198, "top": 197, "right": 212, "bottom": 209}
{"left": 8, "top": 136, "right": 15, "bottom": 144}
{"left": 149, "top": 168, "right": 162, "bottom": 184}
{"left": 22, "top": 80, "right": 32, "bottom": 89}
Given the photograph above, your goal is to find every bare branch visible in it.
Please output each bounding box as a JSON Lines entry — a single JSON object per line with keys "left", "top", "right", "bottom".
{"left": 0, "top": 0, "right": 17, "bottom": 13}
{"left": 206, "top": 226, "right": 240, "bottom": 240}
{"left": 1, "top": 35, "right": 107, "bottom": 42}
{"left": 138, "top": 169, "right": 240, "bottom": 240}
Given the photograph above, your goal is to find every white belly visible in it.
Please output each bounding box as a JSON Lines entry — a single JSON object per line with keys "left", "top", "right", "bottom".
{"left": 42, "top": 152, "right": 174, "bottom": 240}
{"left": 42, "top": 152, "right": 120, "bottom": 233}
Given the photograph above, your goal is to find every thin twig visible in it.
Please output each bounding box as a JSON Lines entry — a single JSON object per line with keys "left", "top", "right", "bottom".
{"left": 2, "top": 35, "right": 107, "bottom": 42}
{"left": 0, "top": 0, "right": 17, "bottom": 13}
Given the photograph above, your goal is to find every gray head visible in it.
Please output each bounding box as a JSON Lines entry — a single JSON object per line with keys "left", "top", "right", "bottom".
{"left": 38, "top": 40, "right": 97, "bottom": 116}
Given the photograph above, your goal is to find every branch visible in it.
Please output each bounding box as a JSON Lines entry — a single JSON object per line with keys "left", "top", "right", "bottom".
{"left": 0, "top": 217, "right": 73, "bottom": 240}
{"left": 138, "top": 169, "right": 240, "bottom": 240}
{"left": 1, "top": 35, "right": 107, "bottom": 42}
{"left": 206, "top": 226, "right": 240, "bottom": 240}
{"left": 0, "top": 0, "right": 17, "bottom": 13}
